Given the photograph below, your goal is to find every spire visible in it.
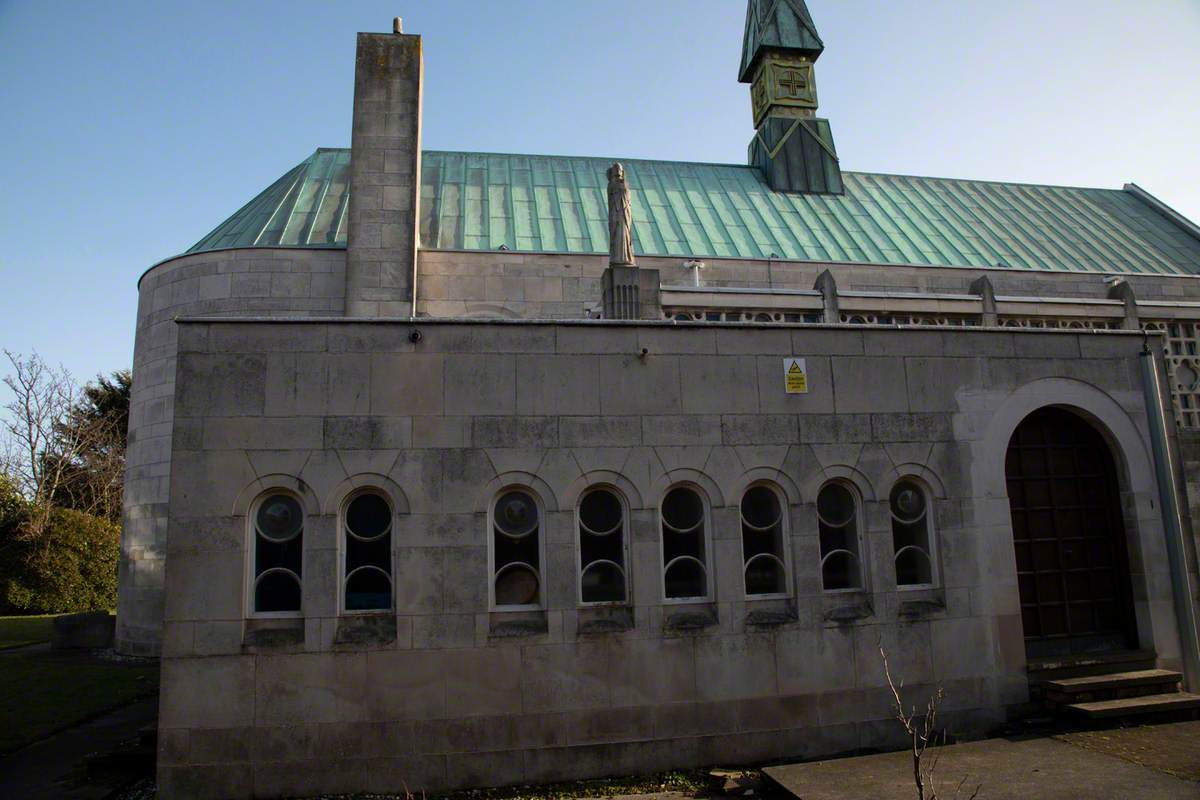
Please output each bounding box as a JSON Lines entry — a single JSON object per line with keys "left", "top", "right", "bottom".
{"left": 739, "top": 0, "right": 843, "bottom": 195}
{"left": 739, "top": 0, "right": 824, "bottom": 84}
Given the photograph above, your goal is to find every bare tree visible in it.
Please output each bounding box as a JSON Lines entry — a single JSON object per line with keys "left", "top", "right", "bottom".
{"left": 1, "top": 351, "right": 123, "bottom": 536}
{"left": 881, "top": 645, "right": 980, "bottom": 800}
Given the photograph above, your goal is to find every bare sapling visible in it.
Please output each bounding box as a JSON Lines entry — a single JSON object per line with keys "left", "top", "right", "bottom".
{"left": 880, "top": 644, "right": 980, "bottom": 800}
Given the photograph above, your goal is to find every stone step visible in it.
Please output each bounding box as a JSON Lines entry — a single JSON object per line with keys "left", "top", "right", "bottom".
{"left": 1043, "top": 669, "right": 1181, "bottom": 697}
{"left": 1027, "top": 649, "right": 1157, "bottom": 681}
{"left": 1065, "top": 691, "right": 1200, "bottom": 719}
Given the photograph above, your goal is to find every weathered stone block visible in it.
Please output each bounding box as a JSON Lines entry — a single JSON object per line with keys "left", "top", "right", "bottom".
{"left": 51, "top": 611, "right": 115, "bottom": 650}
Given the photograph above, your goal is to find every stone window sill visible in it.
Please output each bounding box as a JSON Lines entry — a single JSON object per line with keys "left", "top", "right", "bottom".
{"left": 333, "top": 614, "right": 396, "bottom": 648}
{"left": 242, "top": 617, "right": 304, "bottom": 652}
{"left": 664, "top": 603, "right": 718, "bottom": 634}
{"left": 489, "top": 610, "right": 548, "bottom": 640}
{"left": 823, "top": 590, "right": 875, "bottom": 624}
{"left": 577, "top": 605, "right": 634, "bottom": 635}
{"left": 745, "top": 597, "right": 798, "bottom": 628}
{"left": 898, "top": 588, "right": 947, "bottom": 619}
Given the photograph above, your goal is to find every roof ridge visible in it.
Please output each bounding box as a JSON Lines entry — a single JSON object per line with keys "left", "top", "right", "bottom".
{"left": 310, "top": 146, "right": 1129, "bottom": 193}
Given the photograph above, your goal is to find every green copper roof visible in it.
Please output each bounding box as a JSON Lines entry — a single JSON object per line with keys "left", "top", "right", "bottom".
{"left": 188, "top": 148, "right": 1200, "bottom": 277}
{"left": 419, "top": 151, "right": 1200, "bottom": 276}
{"left": 739, "top": 0, "right": 824, "bottom": 83}
{"left": 187, "top": 148, "right": 350, "bottom": 253}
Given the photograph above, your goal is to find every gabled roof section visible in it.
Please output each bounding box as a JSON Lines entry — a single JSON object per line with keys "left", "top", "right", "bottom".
{"left": 187, "top": 148, "right": 350, "bottom": 253}
{"left": 739, "top": 0, "right": 824, "bottom": 83}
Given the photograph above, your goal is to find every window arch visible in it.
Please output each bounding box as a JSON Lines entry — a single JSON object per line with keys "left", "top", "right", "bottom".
{"left": 341, "top": 490, "right": 394, "bottom": 612}
{"left": 660, "top": 484, "right": 713, "bottom": 601}
{"left": 740, "top": 483, "right": 791, "bottom": 597}
{"left": 577, "top": 486, "right": 630, "bottom": 604}
{"left": 249, "top": 490, "right": 304, "bottom": 615}
{"left": 890, "top": 479, "right": 938, "bottom": 587}
{"left": 817, "top": 481, "right": 865, "bottom": 591}
{"left": 491, "top": 488, "right": 544, "bottom": 609}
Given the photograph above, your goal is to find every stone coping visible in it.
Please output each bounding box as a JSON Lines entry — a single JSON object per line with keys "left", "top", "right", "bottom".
{"left": 171, "top": 315, "right": 1155, "bottom": 336}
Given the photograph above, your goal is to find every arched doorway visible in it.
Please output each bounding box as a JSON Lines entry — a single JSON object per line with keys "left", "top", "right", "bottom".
{"left": 1005, "top": 407, "right": 1138, "bottom": 658}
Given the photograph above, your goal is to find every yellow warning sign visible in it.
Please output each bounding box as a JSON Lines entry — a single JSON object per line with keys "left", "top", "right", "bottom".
{"left": 784, "top": 357, "right": 808, "bottom": 394}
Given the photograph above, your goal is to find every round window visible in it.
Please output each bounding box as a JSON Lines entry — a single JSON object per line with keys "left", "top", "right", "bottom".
{"left": 494, "top": 563, "right": 540, "bottom": 606}
{"left": 817, "top": 483, "right": 855, "bottom": 528}
{"left": 662, "top": 487, "right": 704, "bottom": 533}
{"left": 256, "top": 494, "right": 303, "bottom": 542}
{"left": 890, "top": 482, "right": 927, "bottom": 523}
{"left": 346, "top": 493, "right": 391, "bottom": 540}
{"left": 741, "top": 485, "right": 782, "bottom": 530}
{"left": 495, "top": 491, "right": 538, "bottom": 538}
{"left": 580, "top": 489, "right": 622, "bottom": 536}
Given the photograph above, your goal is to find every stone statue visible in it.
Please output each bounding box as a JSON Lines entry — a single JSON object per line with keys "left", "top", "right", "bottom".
{"left": 607, "top": 163, "right": 636, "bottom": 266}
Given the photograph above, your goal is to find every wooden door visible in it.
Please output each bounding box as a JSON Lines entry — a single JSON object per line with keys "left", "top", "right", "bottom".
{"left": 1006, "top": 408, "right": 1137, "bottom": 657}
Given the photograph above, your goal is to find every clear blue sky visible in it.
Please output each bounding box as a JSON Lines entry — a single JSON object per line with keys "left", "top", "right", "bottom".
{"left": 1, "top": 0, "right": 1198, "bottom": 381}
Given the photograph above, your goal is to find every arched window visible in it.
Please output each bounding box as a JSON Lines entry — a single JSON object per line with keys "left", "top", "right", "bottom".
{"left": 817, "top": 481, "right": 864, "bottom": 591}
{"left": 577, "top": 487, "right": 629, "bottom": 604}
{"left": 660, "top": 485, "right": 712, "bottom": 601}
{"left": 250, "top": 491, "right": 304, "bottom": 615}
{"left": 890, "top": 479, "right": 937, "bottom": 587}
{"left": 741, "top": 483, "right": 790, "bottom": 597}
{"left": 341, "top": 490, "right": 393, "bottom": 612}
{"left": 491, "top": 488, "right": 543, "bottom": 609}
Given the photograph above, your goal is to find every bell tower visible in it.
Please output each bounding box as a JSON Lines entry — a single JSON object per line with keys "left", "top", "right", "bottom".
{"left": 740, "top": 0, "right": 844, "bottom": 194}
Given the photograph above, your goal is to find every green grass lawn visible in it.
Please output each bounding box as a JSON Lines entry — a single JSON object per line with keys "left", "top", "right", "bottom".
{"left": 0, "top": 614, "right": 58, "bottom": 650}
{"left": 0, "top": 631, "right": 159, "bottom": 753}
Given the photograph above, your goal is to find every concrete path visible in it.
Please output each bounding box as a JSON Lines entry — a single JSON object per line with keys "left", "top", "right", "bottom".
{"left": 763, "top": 726, "right": 1200, "bottom": 800}
{"left": 1056, "top": 720, "right": 1200, "bottom": 783}
{"left": 0, "top": 696, "right": 157, "bottom": 800}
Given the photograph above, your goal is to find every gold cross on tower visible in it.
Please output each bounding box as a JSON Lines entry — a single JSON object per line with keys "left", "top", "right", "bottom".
{"left": 776, "top": 69, "right": 808, "bottom": 98}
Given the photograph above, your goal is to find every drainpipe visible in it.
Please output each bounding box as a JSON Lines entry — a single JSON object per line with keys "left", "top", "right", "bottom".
{"left": 1140, "top": 337, "right": 1200, "bottom": 689}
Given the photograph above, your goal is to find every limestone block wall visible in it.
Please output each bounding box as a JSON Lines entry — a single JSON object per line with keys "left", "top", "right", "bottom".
{"left": 156, "top": 320, "right": 1188, "bottom": 798}
{"left": 416, "top": 250, "right": 609, "bottom": 319}
{"left": 345, "top": 31, "right": 422, "bottom": 317}
{"left": 416, "top": 250, "right": 1200, "bottom": 321}
{"left": 1173, "top": 430, "right": 1200, "bottom": 590}
{"left": 117, "top": 248, "right": 347, "bottom": 655}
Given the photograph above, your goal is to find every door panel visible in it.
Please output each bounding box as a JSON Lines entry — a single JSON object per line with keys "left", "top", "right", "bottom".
{"left": 1005, "top": 408, "right": 1137, "bottom": 657}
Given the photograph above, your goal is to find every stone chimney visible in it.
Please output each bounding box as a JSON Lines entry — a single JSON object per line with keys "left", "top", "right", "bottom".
{"left": 345, "top": 24, "right": 424, "bottom": 316}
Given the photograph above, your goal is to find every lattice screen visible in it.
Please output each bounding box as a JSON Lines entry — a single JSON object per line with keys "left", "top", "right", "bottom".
{"left": 1142, "top": 321, "right": 1200, "bottom": 429}
{"left": 664, "top": 309, "right": 822, "bottom": 323}
{"left": 998, "top": 317, "right": 1120, "bottom": 330}
{"left": 840, "top": 313, "right": 977, "bottom": 326}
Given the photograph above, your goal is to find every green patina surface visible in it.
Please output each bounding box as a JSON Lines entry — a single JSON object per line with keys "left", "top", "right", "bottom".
{"left": 187, "top": 148, "right": 1200, "bottom": 276}
{"left": 188, "top": 148, "right": 351, "bottom": 254}
{"left": 740, "top": 0, "right": 824, "bottom": 82}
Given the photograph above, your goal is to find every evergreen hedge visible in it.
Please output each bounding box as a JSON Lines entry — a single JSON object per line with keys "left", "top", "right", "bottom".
{"left": 0, "top": 489, "right": 119, "bottom": 615}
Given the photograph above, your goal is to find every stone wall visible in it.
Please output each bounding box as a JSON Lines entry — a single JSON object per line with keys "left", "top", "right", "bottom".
{"left": 120, "top": 243, "right": 1200, "bottom": 658}
{"left": 415, "top": 249, "right": 1200, "bottom": 321}
{"left": 156, "top": 319, "right": 1187, "bottom": 798}
{"left": 117, "top": 248, "right": 347, "bottom": 656}
{"left": 345, "top": 31, "right": 423, "bottom": 317}
{"left": 1175, "top": 430, "right": 1200, "bottom": 582}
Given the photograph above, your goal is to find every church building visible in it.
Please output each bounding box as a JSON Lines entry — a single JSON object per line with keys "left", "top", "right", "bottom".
{"left": 120, "top": 2, "right": 1200, "bottom": 797}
